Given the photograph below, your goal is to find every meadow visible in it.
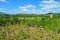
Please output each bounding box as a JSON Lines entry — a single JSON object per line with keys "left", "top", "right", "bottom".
{"left": 0, "top": 13, "right": 60, "bottom": 40}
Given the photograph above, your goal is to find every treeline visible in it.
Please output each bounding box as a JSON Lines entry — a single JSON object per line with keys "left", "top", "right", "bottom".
{"left": 0, "top": 13, "right": 60, "bottom": 26}
{"left": 0, "top": 13, "right": 60, "bottom": 33}
{"left": 0, "top": 13, "right": 46, "bottom": 26}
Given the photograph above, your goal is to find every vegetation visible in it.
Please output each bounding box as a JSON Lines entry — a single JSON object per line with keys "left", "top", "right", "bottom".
{"left": 0, "top": 12, "right": 60, "bottom": 40}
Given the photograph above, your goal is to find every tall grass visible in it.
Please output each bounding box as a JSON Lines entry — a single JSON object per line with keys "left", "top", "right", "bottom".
{"left": 0, "top": 13, "right": 60, "bottom": 40}
{"left": 0, "top": 24, "right": 60, "bottom": 40}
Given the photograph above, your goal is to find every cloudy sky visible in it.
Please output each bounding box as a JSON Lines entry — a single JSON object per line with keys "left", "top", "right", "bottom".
{"left": 0, "top": 0, "right": 60, "bottom": 14}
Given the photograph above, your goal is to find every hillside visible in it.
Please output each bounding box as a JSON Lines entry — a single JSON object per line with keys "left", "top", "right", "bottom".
{"left": 0, "top": 13, "right": 60, "bottom": 40}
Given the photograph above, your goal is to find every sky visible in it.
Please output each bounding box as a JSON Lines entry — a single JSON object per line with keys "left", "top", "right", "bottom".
{"left": 0, "top": 0, "right": 60, "bottom": 14}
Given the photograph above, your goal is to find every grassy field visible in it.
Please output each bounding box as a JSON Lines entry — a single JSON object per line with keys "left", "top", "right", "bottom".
{"left": 0, "top": 13, "right": 60, "bottom": 40}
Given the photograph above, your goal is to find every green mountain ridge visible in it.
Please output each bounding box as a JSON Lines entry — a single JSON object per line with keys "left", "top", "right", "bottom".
{"left": 0, "top": 12, "right": 60, "bottom": 16}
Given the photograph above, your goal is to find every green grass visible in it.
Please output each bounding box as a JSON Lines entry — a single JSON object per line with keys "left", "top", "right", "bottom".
{"left": 0, "top": 13, "right": 60, "bottom": 40}
{"left": 0, "top": 24, "right": 60, "bottom": 40}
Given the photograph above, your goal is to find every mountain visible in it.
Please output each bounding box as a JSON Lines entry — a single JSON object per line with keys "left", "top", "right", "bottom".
{"left": 0, "top": 12, "right": 10, "bottom": 18}
{"left": 0, "top": 12, "right": 60, "bottom": 16}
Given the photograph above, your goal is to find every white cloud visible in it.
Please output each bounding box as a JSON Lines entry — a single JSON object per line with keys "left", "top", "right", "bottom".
{"left": 0, "top": 0, "right": 6, "bottom": 2}
{"left": 0, "top": 8, "right": 3, "bottom": 10}
{"left": 0, "top": 0, "right": 9, "bottom": 4}
{"left": 19, "top": 4, "right": 36, "bottom": 9}
{"left": 1, "top": 0, "right": 60, "bottom": 14}
{"left": 19, "top": 0, "right": 60, "bottom": 14}
{"left": 39, "top": 0, "right": 60, "bottom": 13}
{"left": 0, "top": 8, "right": 2, "bottom": 10}
{"left": 19, "top": 6, "right": 28, "bottom": 12}
{"left": 19, "top": 4, "right": 36, "bottom": 13}
{"left": 43, "top": 0, "right": 54, "bottom": 1}
{"left": 27, "top": 4, "right": 36, "bottom": 8}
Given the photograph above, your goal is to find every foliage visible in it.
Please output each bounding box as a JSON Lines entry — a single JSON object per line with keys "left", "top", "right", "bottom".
{"left": 0, "top": 13, "right": 60, "bottom": 40}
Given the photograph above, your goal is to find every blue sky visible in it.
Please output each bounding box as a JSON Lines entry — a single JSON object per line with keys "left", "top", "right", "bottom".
{"left": 0, "top": 0, "right": 60, "bottom": 14}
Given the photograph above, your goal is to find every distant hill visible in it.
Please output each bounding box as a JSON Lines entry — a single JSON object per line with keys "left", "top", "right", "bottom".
{"left": 0, "top": 12, "right": 10, "bottom": 17}
{"left": 0, "top": 12, "right": 6, "bottom": 15}
{"left": 0, "top": 12, "right": 60, "bottom": 16}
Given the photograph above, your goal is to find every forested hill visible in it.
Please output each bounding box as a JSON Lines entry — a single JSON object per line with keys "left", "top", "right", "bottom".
{"left": 0, "top": 12, "right": 60, "bottom": 26}
{"left": 0, "top": 12, "right": 60, "bottom": 17}
{"left": 0, "top": 12, "right": 60, "bottom": 33}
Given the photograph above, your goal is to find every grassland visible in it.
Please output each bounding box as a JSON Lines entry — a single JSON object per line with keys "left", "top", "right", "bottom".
{"left": 0, "top": 13, "right": 60, "bottom": 40}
